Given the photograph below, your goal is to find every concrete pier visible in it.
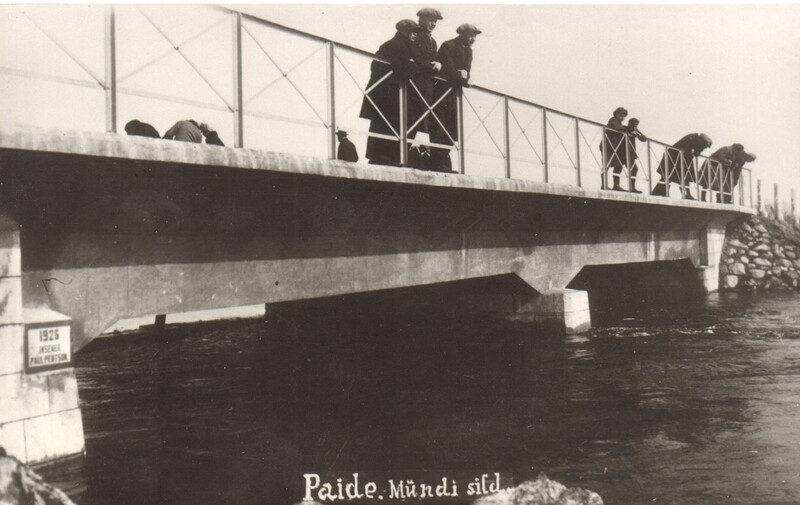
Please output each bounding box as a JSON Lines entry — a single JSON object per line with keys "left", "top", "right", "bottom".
{"left": 0, "top": 229, "right": 85, "bottom": 464}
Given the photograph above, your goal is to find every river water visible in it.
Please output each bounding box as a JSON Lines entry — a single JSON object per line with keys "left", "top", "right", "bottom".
{"left": 40, "top": 291, "right": 800, "bottom": 505}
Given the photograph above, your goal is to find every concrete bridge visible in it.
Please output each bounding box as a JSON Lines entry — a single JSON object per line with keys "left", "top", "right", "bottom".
{"left": 0, "top": 5, "right": 755, "bottom": 467}
{"left": 0, "top": 124, "right": 752, "bottom": 464}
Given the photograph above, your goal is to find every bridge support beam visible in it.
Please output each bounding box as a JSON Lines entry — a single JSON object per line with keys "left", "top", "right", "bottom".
{"left": 511, "top": 288, "right": 592, "bottom": 334}
{"left": 0, "top": 228, "right": 85, "bottom": 464}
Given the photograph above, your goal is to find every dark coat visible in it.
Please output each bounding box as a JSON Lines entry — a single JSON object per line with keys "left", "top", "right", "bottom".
{"left": 359, "top": 32, "right": 419, "bottom": 126}
{"left": 337, "top": 138, "right": 359, "bottom": 162}
{"left": 124, "top": 120, "right": 160, "bottom": 139}
{"left": 204, "top": 131, "right": 224, "bottom": 146}
{"left": 659, "top": 133, "right": 708, "bottom": 183}
{"left": 409, "top": 31, "right": 439, "bottom": 132}
{"left": 601, "top": 116, "right": 626, "bottom": 168}
{"left": 360, "top": 32, "right": 420, "bottom": 162}
{"left": 430, "top": 37, "right": 473, "bottom": 146}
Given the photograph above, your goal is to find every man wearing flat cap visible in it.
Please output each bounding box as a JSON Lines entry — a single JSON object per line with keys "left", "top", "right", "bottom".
{"left": 652, "top": 132, "right": 712, "bottom": 199}
{"left": 360, "top": 19, "right": 422, "bottom": 166}
{"left": 429, "top": 23, "right": 481, "bottom": 172}
{"left": 408, "top": 7, "right": 443, "bottom": 155}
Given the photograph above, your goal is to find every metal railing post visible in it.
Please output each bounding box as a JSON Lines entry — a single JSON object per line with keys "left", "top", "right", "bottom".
{"left": 399, "top": 81, "right": 408, "bottom": 166}
{"left": 774, "top": 183, "right": 781, "bottom": 220}
{"left": 748, "top": 171, "right": 753, "bottom": 209}
{"left": 541, "top": 109, "right": 549, "bottom": 183}
{"left": 232, "top": 12, "right": 244, "bottom": 148}
{"left": 574, "top": 118, "right": 581, "bottom": 187}
{"left": 457, "top": 88, "right": 465, "bottom": 174}
{"left": 624, "top": 132, "right": 632, "bottom": 191}
{"left": 791, "top": 188, "right": 797, "bottom": 223}
{"left": 326, "top": 41, "right": 336, "bottom": 159}
{"left": 104, "top": 6, "right": 117, "bottom": 133}
{"left": 601, "top": 127, "right": 608, "bottom": 189}
{"left": 739, "top": 170, "right": 745, "bottom": 206}
{"left": 503, "top": 96, "right": 511, "bottom": 178}
{"left": 692, "top": 157, "right": 699, "bottom": 200}
{"left": 646, "top": 140, "right": 653, "bottom": 195}
{"left": 757, "top": 179, "right": 763, "bottom": 215}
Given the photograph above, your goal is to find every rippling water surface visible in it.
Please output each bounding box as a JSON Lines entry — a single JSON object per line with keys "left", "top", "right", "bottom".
{"left": 40, "top": 291, "right": 800, "bottom": 504}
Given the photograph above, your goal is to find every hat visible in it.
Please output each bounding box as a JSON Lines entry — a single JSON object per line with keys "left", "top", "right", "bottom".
{"left": 613, "top": 107, "right": 628, "bottom": 116}
{"left": 396, "top": 19, "right": 421, "bottom": 32}
{"left": 457, "top": 23, "right": 482, "bottom": 35}
{"left": 700, "top": 133, "right": 712, "bottom": 147}
{"left": 336, "top": 130, "right": 348, "bottom": 138}
{"left": 417, "top": 8, "right": 443, "bottom": 20}
{"left": 628, "top": 117, "right": 640, "bottom": 125}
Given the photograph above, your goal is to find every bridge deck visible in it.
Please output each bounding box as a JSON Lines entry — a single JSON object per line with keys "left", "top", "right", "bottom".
{"left": 0, "top": 124, "right": 753, "bottom": 215}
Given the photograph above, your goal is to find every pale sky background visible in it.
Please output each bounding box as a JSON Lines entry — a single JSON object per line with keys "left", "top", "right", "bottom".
{"left": 2, "top": 3, "right": 799, "bottom": 200}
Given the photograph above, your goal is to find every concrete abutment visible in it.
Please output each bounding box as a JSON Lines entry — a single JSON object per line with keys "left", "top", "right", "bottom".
{"left": 0, "top": 228, "right": 85, "bottom": 464}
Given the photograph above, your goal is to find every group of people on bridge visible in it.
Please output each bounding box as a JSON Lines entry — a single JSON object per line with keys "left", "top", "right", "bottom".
{"left": 120, "top": 8, "right": 754, "bottom": 205}
{"left": 357, "top": 8, "right": 481, "bottom": 172}
{"left": 600, "top": 107, "right": 755, "bottom": 202}
{"left": 124, "top": 119, "right": 224, "bottom": 146}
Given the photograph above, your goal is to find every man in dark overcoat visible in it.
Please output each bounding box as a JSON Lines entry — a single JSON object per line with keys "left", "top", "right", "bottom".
{"left": 359, "top": 20, "right": 422, "bottom": 166}
{"left": 698, "top": 143, "right": 742, "bottom": 201}
{"left": 600, "top": 107, "right": 628, "bottom": 190}
{"left": 336, "top": 130, "right": 359, "bottom": 162}
{"left": 724, "top": 147, "right": 755, "bottom": 203}
{"left": 428, "top": 23, "right": 481, "bottom": 173}
{"left": 652, "top": 132, "right": 712, "bottom": 199}
{"left": 408, "top": 8, "right": 443, "bottom": 140}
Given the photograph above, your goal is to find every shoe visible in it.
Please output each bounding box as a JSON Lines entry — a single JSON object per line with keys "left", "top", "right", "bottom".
{"left": 612, "top": 185, "right": 624, "bottom": 191}
{"left": 631, "top": 188, "right": 642, "bottom": 194}
{"left": 683, "top": 193, "right": 695, "bottom": 200}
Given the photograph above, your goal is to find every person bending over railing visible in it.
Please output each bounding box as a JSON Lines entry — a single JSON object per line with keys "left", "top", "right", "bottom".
{"left": 428, "top": 23, "right": 482, "bottom": 173}
{"left": 652, "top": 133, "right": 712, "bottom": 199}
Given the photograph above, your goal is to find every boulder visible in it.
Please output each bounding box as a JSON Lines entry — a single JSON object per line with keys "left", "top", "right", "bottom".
{"left": 740, "top": 223, "right": 754, "bottom": 234}
{"left": 748, "top": 250, "right": 760, "bottom": 258}
{"left": 786, "top": 251, "right": 797, "bottom": 260}
{"left": 474, "top": 474, "right": 603, "bottom": 505}
{"left": 0, "top": 453, "right": 77, "bottom": 505}
{"left": 719, "top": 264, "right": 729, "bottom": 275}
{"left": 783, "top": 270, "right": 799, "bottom": 280}
{"left": 754, "top": 243, "right": 771, "bottom": 252}
{"left": 772, "top": 267, "right": 783, "bottom": 276}
{"left": 723, "top": 275, "right": 739, "bottom": 289}
{"left": 727, "top": 239, "right": 745, "bottom": 249}
{"left": 729, "top": 263, "right": 746, "bottom": 275}
{"left": 794, "top": 260, "right": 800, "bottom": 269}
{"left": 749, "top": 269, "right": 766, "bottom": 280}
{"left": 739, "top": 256, "right": 750, "bottom": 264}
{"left": 755, "top": 224, "right": 769, "bottom": 234}
{"left": 778, "top": 259, "right": 793, "bottom": 268}
{"left": 753, "top": 258, "right": 772, "bottom": 268}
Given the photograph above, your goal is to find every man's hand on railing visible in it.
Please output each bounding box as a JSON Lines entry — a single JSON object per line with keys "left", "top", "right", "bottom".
{"left": 458, "top": 70, "right": 468, "bottom": 80}
{"left": 431, "top": 61, "right": 442, "bottom": 72}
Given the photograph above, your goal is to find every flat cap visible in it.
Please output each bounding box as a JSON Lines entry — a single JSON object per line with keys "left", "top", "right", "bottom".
{"left": 417, "top": 8, "right": 443, "bottom": 20}
{"left": 699, "top": 133, "right": 712, "bottom": 147}
{"left": 457, "top": 23, "right": 482, "bottom": 35}
{"left": 396, "top": 19, "right": 422, "bottom": 32}
{"left": 613, "top": 107, "right": 628, "bottom": 116}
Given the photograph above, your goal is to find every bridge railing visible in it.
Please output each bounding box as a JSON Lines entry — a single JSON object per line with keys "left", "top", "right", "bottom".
{"left": 0, "top": 5, "right": 754, "bottom": 207}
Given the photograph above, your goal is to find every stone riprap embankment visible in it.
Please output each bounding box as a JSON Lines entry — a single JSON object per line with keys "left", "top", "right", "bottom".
{"left": 719, "top": 216, "right": 800, "bottom": 291}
